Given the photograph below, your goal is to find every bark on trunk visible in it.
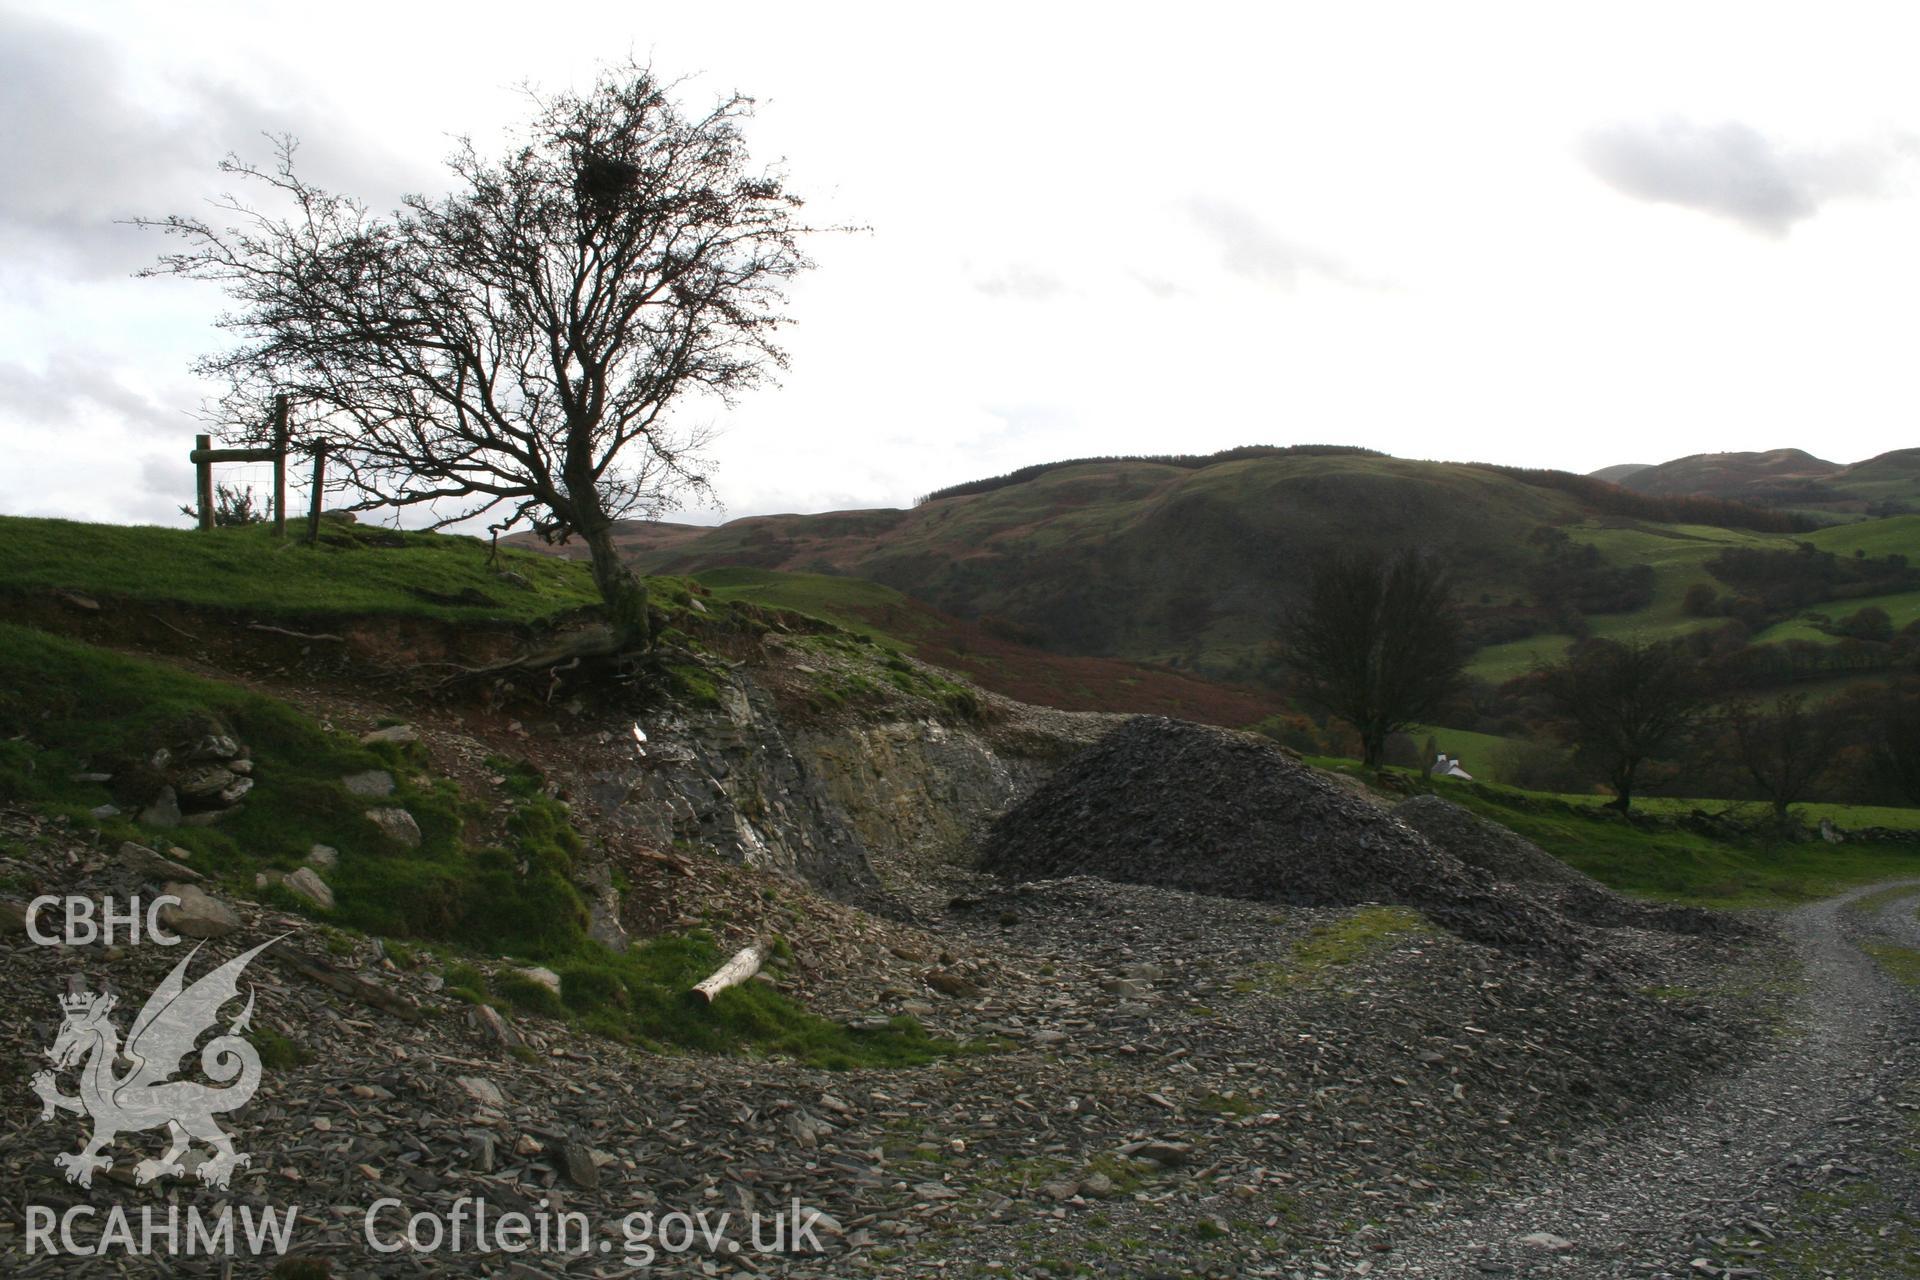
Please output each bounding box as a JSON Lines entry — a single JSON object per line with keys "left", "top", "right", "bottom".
{"left": 580, "top": 517, "right": 652, "bottom": 650}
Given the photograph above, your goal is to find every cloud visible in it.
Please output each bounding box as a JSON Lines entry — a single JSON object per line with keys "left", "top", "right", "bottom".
{"left": 1185, "top": 199, "right": 1377, "bottom": 290}
{"left": 972, "top": 263, "right": 1070, "bottom": 301}
{"left": 1129, "top": 271, "right": 1190, "bottom": 300}
{"left": 1577, "top": 118, "right": 1899, "bottom": 236}
{"left": 0, "top": 10, "right": 419, "bottom": 283}
{"left": 0, "top": 351, "right": 186, "bottom": 439}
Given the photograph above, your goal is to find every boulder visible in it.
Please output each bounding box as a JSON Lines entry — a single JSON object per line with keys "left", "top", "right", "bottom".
{"left": 137, "top": 787, "right": 182, "bottom": 829}
{"left": 364, "top": 807, "right": 422, "bottom": 848}
{"left": 175, "top": 766, "right": 239, "bottom": 805}
{"left": 456, "top": 1075, "right": 506, "bottom": 1111}
{"left": 515, "top": 965, "right": 562, "bottom": 994}
{"left": 360, "top": 725, "right": 419, "bottom": 748}
{"left": 158, "top": 883, "right": 240, "bottom": 939}
{"left": 306, "top": 844, "right": 340, "bottom": 871}
{"left": 265, "top": 867, "right": 335, "bottom": 911}
{"left": 118, "top": 841, "right": 201, "bottom": 883}
{"left": 342, "top": 769, "right": 395, "bottom": 799}
{"left": 186, "top": 734, "right": 242, "bottom": 762}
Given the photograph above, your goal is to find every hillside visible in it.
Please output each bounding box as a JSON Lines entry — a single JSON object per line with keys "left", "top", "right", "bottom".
{"left": 516, "top": 449, "right": 1887, "bottom": 689}
{"left": 694, "top": 566, "right": 1288, "bottom": 726}
{"left": 536, "top": 453, "right": 1646, "bottom": 678}
{"left": 4, "top": 517, "right": 1920, "bottom": 1276}
{"left": 1611, "top": 447, "right": 1920, "bottom": 518}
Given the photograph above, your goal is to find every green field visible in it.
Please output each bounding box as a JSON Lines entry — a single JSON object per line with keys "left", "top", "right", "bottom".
{"left": 1428, "top": 777, "right": 1920, "bottom": 907}
{"left": 1409, "top": 724, "right": 1522, "bottom": 779}
{"left": 1466, "top": 513, "right": 1920, "bottom": 683}
{"left": 1752, "top": 587, "right": 1920, "bottom": 645}
{"left": 1803, "top": 514, "right": 1920, "bottom": 557}
{"left": 1465, "top": 519, "right": 1788, "bottom": 682}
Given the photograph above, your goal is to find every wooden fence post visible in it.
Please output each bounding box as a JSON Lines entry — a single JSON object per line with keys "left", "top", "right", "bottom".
{"left": 194, "top": 434, "right": 214, "bottom": 531}
{"left": 307, "top": 444, "right": 329, "bottom": 545}
{"left": 271, "top": 395, "right": 289, "bottom": 538}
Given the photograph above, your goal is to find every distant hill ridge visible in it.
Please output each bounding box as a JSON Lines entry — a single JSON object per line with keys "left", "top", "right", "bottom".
{"left": 532, "top": 447, "right": 1866, "bottom": 685}
{"left": 917, "top": 446, "right": 1810, "bottom": 535}
{"left": 915, "top": 444, "right": 1382, "bottom": 504}
{"left": 1592, "top": 447, "right": 1920, "bottom": 517}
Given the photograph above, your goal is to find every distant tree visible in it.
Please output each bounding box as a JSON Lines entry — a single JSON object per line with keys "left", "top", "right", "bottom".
{"left": 1723, "top": 693, "right": 1847, "bottom": 819}
{"left": 1836, "top": 605, "right": 1894, "bottom": 643}
{"left": 1682, "top": 582, "right": 1719, "bottom": 617}
{"left": 1866, "top": 683, "right": 1920, "bottom": 805}
{"left": 1537, "top": 637, "right": 1712, "bottom": 811}
{"left": 138, "top": 62, "right": 819, "bottom": 652}
{"left": 1286, "top": 549, "right": 1466, "bottom": 769}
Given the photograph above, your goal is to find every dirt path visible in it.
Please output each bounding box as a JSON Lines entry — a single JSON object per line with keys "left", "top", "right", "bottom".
{"left": 1378, "top": 881, "right": 1920, "bottom": 1278}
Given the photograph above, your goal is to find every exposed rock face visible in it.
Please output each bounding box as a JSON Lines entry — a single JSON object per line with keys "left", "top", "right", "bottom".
{"left": 575, "top": 675, "right": 1103, "bottom": 902}
{"left": 794, "top": 718, "right": 1053, "bottom": 878}
{"left": 979, "top": 717, "right": 1594, "bottom": 961}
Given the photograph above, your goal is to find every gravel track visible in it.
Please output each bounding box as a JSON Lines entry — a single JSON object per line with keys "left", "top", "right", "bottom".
{"left": 1377, "top": 880, "right": 1920, "bottom": 1279}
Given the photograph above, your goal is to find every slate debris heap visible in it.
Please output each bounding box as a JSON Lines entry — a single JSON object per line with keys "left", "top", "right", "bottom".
{"left": 979, "top": 717, "right": 1715, "bottom": 965}
{"left": 1391, "top": 792, "right": 1742, "bottom": 938}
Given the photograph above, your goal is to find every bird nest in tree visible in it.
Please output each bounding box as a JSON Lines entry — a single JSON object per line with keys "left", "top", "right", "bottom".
{"left": 576, "top": 155, "right": 641, "bottom": 207}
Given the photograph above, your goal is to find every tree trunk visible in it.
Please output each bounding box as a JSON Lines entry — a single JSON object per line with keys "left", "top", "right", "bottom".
{"left": 579, "top": 516, "right": 652, "bottom": 650}
{"left": 1361, "top": 729, "right": 1386, "bottom": 770}
{"left": 690, "top": 940, "right": 770, "bottom": 1004}
{"left": 1606, "top": 756, "right": 1639, "bottom": 811}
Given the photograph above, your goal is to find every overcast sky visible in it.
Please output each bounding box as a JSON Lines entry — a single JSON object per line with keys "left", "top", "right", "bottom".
{"left": 5, "top": 1, "right": 1920, "bottom": 529}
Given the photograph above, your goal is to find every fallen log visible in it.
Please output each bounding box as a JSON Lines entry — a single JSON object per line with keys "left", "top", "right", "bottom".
{"left": 690, "top": 939, "right": 770, "bottom": 1005}
{"left": 275, "top": 948, "right": 422, "bottom": 1022}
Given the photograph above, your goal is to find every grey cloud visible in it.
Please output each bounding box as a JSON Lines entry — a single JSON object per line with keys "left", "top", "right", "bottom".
{"left": 0, "top": 11, "right": 422, "bottom": 282}
{"left": 0, "top": 352, "right": 187, "bottom": 438}
{"left": 972, "top": 264, "right": 1070, "bottom": 301}
{"left": 1186, "top": 200, "right": 1378, "bottom": 290}
{"left": 1578, "top": 118, "right": 1898, "bottom": 236}
{"left": 1130, "top": 271, "right": 1190, "bottom": 300}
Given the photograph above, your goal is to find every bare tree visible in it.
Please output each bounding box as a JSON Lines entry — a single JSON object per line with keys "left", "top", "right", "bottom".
{"left": 138, "top": 64, "right": 818, "bottom": 650}
{"left": 1286, "top": 549, "right": 1465, "bottom": 770}
{"left": 1723, "top": 693, "right": 1846, "bottom": 819}
{"left": 1537, "top": 637, "right": 1711, "bottom": 811}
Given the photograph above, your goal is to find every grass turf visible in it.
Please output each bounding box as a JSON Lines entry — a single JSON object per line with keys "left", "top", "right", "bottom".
{"left": 0, "top": 515, "right": 600, "bottom": 623}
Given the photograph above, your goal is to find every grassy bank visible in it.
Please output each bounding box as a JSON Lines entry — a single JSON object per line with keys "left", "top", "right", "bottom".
{"left": 1437, "top": 778, "right": 1920, "bottom": 908}
{"left": 0, "top": 515, "right": 600, "bottom": 623}
{"left": 0, "top": 622, "right": 942, "bottom": 1068}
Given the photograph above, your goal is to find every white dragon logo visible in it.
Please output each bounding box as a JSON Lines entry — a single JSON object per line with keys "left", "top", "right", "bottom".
{"left": 30, "top": 937, "right": 281, "bottom": 1190}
